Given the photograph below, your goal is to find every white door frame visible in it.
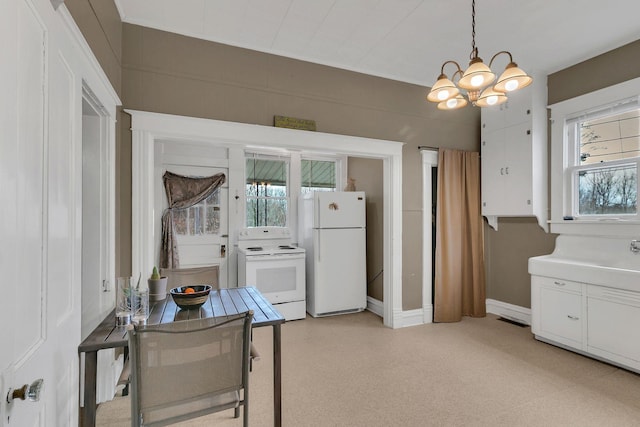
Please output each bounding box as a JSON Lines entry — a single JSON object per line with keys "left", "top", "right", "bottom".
{"left": 128, "top": 110, "right": 405, "bottom": 328}
{"left": 422, "top": 149, "right": 438, "bottom": 324}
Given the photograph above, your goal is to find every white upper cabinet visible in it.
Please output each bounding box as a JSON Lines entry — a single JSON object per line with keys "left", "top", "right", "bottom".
{"left": 480, "top": 76, "right": 548, "bottom": 231}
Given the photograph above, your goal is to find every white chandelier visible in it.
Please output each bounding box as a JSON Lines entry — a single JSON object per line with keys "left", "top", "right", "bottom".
{"left": 426, "top": 0, "right": 533, "bottom": 110}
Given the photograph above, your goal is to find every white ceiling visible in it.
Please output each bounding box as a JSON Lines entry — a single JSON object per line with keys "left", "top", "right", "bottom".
{"left": 114, "top": 0, "right": 640, "bottom": 87}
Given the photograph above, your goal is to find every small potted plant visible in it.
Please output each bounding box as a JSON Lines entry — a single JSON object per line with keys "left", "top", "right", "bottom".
{"left": 148, "top": 266, "right": 168, "bottom": 302}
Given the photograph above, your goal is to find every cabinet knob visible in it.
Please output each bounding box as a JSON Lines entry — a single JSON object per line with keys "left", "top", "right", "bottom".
{"left": 500, "top": 168, "right": 504, "bottom": 175}
{"left": 567, "top": 315, "right": 579, "bottom": 321}
{"left": 553, "top": 281, "right": 566, "bottom": 286}
{"left": 526, "top": 129, "right": 531, "bottom": 135}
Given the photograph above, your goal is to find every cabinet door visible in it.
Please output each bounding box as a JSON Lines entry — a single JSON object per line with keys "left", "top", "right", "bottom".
{"left": 502, "top": 122, "right": 534, "bottom": 215}
{"left": 587, "top": 286, "right": 640, "bottom": 364}
{"left": 502, "top": 88, "right": 533, "bottom": 126}
{"left": 481, "top": 127, "right": 506, "bottom": 216}
{"left": 481, "top": 103, "right": 506, "bottom": 133}
{"left": 539, "top": 286, "right": 583, "bottom": 345}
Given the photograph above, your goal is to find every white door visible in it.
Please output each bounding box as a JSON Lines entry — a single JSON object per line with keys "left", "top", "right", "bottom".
{"left": 154, "top": 152, "right": 229, "bottom": 286}
{"left": 1, "top": 0, "right": 81, "bottom": 424}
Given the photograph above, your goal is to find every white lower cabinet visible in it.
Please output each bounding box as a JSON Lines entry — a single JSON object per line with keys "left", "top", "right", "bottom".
{"left": 532, "top": 275, "right": 640, "bottom": 373}
{"left": 587, "top": 286, "right": 640, "bottom": 366}
{"left": 532, "top": 276, "right": 584, "bottom": 347}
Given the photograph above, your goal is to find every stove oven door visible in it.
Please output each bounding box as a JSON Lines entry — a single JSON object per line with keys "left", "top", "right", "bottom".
{"left": 242, "top": 253, "right": 305, "bottom": 304}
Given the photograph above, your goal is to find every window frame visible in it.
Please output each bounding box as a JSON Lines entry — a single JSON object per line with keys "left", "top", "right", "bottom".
{"left": 300, "top": 154, "right": 343, "bottom": 193}
{"left": 244, "top": 152, "right": 291, "bottom": 228}
{"left": 549, "top": 76, "right": 640, "bottom": 236}
{"left": 565, "top": 104, "right": 639, "bottom": 219}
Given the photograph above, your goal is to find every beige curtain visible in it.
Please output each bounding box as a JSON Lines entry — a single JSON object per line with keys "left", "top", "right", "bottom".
{"left": 434, "top": 148, "right": 486, "bottom": 322}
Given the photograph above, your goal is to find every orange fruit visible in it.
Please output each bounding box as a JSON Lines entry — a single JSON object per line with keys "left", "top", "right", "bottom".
{"left": 184, "top": 287, "right": 195, "bottom": 294}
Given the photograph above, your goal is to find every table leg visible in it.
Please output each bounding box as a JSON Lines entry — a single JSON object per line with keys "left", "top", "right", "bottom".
{"left": 82, "top": 350, "right": 98, "bottom": 427}
{"left": 273, "top": 324, "right": 281, "bottom": 427}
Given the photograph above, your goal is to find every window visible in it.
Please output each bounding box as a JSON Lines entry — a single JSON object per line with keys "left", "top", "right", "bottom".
{"left": 173, "top": 191, "right": 221, "bottom": 235}
{"left": 245, "top": 155, "right": 289, "bottom": 227}
{"left": 566, "top": 101, "right": 639, "bottom": 218}
{"left": 301, "top": 159, "right": 336, "bottom": 193}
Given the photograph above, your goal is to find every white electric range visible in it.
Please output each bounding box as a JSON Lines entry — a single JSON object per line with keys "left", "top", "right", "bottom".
{"left": 237, "top": 227, "right": 306, "bottom": 320}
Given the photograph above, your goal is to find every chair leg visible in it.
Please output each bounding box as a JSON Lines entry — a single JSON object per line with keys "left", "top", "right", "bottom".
{"left": 234, "top": 407, "right": 240, "bottom": 418}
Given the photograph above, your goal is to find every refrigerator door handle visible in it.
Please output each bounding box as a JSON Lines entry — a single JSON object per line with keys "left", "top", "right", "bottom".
{"left": 317, "top": 231, "right": 321, "bottom": 262}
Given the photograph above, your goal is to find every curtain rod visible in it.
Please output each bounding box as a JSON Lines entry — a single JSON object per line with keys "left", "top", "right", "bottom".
{"left": 418, "top": 145, "right": 439, "bottom": 151}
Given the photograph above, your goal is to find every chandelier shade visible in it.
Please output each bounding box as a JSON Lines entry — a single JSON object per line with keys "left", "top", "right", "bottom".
{"left": 458, "top": 57, "right": 495, "bottom": 90}
{"left": 426, "top": 0, "right": 532, "bottom": 110}
{"left": 493, "top": 62, "right": 533, "bottom": 93}
{"left": 426, "top": 73, "right": 460, "bottom": 102}
{"left": 438, "top": 95, "right": 468, "bottom": 110}
{"left": 475, "top": 86, "right": 508, "bottom": 107}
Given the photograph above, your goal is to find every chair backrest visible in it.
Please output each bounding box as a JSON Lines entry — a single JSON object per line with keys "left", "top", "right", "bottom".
{"left": 160, "top": 265, "right": 219, "bottom": 292}
{"left": 129, "top": 310, "right": 253, "bottom": 427}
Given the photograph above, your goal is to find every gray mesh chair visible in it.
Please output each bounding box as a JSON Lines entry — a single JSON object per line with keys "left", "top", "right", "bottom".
{"left": 161, "top": 265, "right": 261, "bottom": 364}
{"left": 118, "top": 266, "right": 225, "bottom": 396}
{"left": 129, "top": 311, "right": 253, "bottom": 427}
{"left": 160, "top": 266, "right": 219, "bottom": 293}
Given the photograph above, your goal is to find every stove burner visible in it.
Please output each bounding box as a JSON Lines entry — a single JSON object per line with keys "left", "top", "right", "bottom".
{"left": 247, "top": 246, "right": 263, "bottom": 251}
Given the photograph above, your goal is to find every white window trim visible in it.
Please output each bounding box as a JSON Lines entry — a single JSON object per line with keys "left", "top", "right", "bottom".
{"left": 244, "top": 152, "right": 291, "bottom": 228}
{"left": 549, "top": 76, "right": 640, "bottom": 236}
{"left": 128, "top": 110, "right": 405, "bottom": 328}
{"left": 300, "top": 154, "right": 346, "bottom": 192}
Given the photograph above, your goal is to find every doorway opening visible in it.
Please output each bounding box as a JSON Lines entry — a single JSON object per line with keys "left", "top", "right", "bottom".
{"left": 422, "top": 149, "right": 438, "bottom": 323}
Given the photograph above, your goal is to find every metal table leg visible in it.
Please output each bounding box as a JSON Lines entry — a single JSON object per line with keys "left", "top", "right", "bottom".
{"left": 82, "top": 350, "right": 98, "bottom": 427}
{"left": 273, "top": 324, "right": 282, "bottom": 427}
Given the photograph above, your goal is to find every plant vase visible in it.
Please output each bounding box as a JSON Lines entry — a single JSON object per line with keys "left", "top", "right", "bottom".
{"left": 147, "top": 277, "right": 168, "bottom": 302}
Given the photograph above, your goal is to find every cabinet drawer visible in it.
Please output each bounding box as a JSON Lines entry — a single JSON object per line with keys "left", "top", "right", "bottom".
{"left": 539, "top": 287, "right": 583, "bottom": 343}
{"left": 587, "top": 286, "right": 640, "bottom": 307}
{"left": 535, "top": 276, "right": 582, "bottom": 293}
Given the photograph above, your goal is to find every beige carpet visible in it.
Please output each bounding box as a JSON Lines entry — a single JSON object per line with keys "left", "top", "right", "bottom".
{"left": 96, "top": 311, "right": 640, "bottom": 426}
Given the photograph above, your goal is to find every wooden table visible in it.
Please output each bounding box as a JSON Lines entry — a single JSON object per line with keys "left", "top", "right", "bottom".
{"left": 78, "top": 286, "right": 285, "bottom": 426}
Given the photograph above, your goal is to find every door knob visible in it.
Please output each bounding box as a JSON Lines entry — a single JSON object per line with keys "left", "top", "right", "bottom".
{"left": 6, "top": 379, "right": 43, "bottom": 403}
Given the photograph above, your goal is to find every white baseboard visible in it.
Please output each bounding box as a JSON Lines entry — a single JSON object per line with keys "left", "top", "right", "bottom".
{"left": 486, "top": 298, "right": 531, "bottom": 326}
{"left": 366, "top": 296, "right": 384, "bottom": 317}
{"left": 398, "top": 309, "right": 425, "bottom": 328}
{"left": 369, "top": 297, "right": 529, "bottom": 329}
{"left": 367, "top": 297, "right": 427, "bottom": 328}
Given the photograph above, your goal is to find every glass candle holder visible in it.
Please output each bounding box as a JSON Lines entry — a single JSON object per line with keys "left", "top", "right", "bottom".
{"left": 115, "top": 277, "right": 132, "bottom": 326}
{"left": 132, "top": 287, "right": 149, "bottom": 325}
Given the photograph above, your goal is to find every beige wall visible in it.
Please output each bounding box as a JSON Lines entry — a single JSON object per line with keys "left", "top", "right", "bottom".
{"left": 484, "top": 218, "right": 556, "bottom": 307}
{"left": 67, "top": 2, "right": 640, "bottom": 314}
{"left": 548, "top": 39, "right": 640, "bottom": 105}
{"left": 65, "top": 0, "right": 133, "bottom": 276}
{"left": 65, "top": 0, "right": 122, "bottom": 92}
{"left": 347, "top": 158, "right": 384, "bottom": 301}
{"left": 120, "top": 23, "right": 479, "bottom": 310}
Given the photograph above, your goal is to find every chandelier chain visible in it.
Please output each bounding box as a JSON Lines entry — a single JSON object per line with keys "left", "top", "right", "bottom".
{"left": 470, "top": 0, "right": 476, "bottom": 60}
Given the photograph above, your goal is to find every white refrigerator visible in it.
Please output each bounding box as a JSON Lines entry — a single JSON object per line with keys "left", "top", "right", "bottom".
{"left": 299, "top": 191, "right": 367, "bottom": 317}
